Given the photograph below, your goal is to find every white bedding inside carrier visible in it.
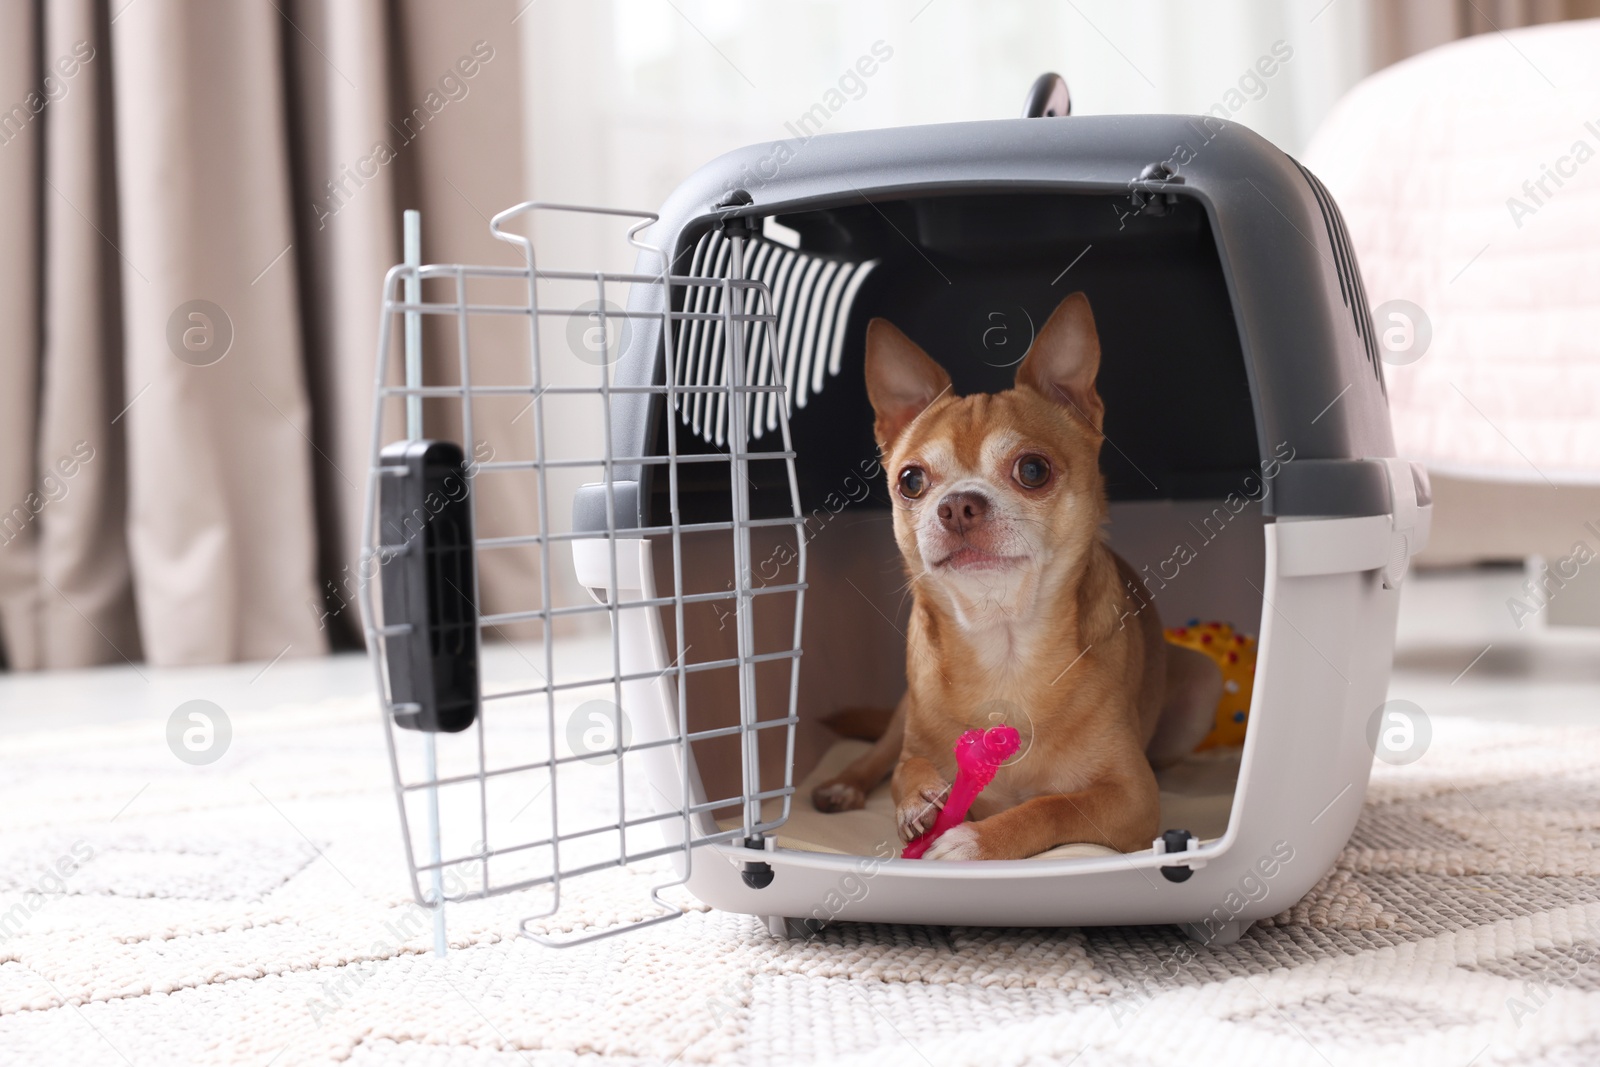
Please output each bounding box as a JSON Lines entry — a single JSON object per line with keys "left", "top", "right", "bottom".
{"left": 720, "top": 738, "right": 1240, "bottom": 860}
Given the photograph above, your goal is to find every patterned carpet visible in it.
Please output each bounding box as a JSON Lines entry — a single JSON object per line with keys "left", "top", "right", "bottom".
{"left": 3, "top": 691, "right": 1599, "bottom": 1066}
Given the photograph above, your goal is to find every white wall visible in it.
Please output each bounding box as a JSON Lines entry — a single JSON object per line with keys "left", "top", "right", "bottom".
{"left": 510, "top": 0, "right": 1380, "bottom": 610}
{"left": 521, "top": 0, "right": 1378, "bottom": 217}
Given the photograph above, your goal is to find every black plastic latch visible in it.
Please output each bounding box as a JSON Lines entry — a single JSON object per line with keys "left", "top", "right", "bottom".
{"left": 1159, "top": 828, "right": 1197, "bottom": 883}
{"left": 378, "top": 439, "right": 480, "bottom": 733}
{"left": 741, "top": 834, "right": 775, "bottom": 889}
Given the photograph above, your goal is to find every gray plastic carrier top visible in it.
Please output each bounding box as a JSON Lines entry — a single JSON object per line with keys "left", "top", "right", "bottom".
{"left": 575, "top": 112, "right": 1421, "bottom": 537}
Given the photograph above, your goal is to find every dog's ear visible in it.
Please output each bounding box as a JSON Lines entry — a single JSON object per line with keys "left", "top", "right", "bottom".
{"left": 1016, "top": 292, "right": 1104, "bottom": 432}
{"left": 864, "top": 318, "right": 952, "bottom": 449}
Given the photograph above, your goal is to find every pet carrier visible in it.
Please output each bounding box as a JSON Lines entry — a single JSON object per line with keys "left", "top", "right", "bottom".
{"left": 361, "top": 77, "right": 1430, "bottom": 948}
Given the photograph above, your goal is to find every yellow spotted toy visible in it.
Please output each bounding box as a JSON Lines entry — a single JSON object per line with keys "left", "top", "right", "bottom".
{"left": 1165, "top": 620, "right": 1256, "bottom": 750}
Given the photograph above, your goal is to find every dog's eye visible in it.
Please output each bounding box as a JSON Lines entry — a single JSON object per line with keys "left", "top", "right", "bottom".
{"left": 898, "top": 466, "right": 927, "bottom": 500}
{"left": 1014, "top": 454, "right": 1051, "bottom": 489}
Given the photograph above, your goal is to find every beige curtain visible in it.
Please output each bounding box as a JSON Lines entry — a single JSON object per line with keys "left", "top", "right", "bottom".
{"left": 1367, "top": 0, "right": 1600, "bottom": 68}
{"left": 0, "top": 0, "right": 528, "bottom": 669}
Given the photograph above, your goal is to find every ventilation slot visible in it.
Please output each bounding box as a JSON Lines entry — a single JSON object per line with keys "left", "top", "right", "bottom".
{"left": 673, "top": 229, "right": 877, "bottom": 446}
{"left": 1294, "top": 161, "right": 1385, "bottom": 394}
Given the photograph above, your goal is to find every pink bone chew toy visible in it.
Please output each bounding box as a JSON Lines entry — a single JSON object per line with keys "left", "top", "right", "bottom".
{"left": 901, "top": 724, "right": 1022, "bottom": 859}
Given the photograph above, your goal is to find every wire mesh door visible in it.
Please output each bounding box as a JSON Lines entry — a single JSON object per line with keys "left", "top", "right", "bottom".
{"left": 358, "top": 202, "right": 807, "bottom": 947}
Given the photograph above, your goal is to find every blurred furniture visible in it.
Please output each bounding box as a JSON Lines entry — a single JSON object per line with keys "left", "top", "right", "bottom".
{"left": 1306, "top": 19, "right": 1600, "bottom": 623}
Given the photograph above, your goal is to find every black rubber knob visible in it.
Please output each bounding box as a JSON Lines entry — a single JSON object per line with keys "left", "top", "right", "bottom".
{"left": 741, "top": 861, "right": 774, "bottom": 889}
{"left": 1159, "top": 828, "right": 1196, "bottom": 884}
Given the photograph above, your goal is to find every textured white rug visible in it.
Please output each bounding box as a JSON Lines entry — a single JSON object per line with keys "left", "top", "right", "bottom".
{"left": 4, "top": 692, "right": 1600, "bottom": 1066}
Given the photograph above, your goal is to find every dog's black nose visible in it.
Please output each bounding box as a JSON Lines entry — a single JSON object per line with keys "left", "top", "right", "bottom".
{"left": 937, "top": 491, "right": 990, "bottom": 534}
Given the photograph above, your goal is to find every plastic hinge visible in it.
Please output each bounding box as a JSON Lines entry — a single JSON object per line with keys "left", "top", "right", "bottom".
{"left": 1129, "top": 161, "right": 1186, "bottom": 216}
{"left": 740, "top": 834, "right": 775, "bottom": 889}
{"left": 1154, "top": 828, "right": 1202, "bottom": 883}
{"left": 1379, "top": 457, "right": 1420, "bottom": 590}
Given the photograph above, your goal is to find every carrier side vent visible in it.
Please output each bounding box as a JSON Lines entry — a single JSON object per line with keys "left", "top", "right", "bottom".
{"left": 673, "top": 230, "right": 877, "bottom": 446}
{"left": 1293, "top": 162, "right": 1386, "bottom": 395}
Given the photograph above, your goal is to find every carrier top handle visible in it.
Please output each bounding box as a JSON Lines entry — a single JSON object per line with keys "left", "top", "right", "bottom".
{"left": 1022, "top": 72, "right": 1071, "bottom": 118}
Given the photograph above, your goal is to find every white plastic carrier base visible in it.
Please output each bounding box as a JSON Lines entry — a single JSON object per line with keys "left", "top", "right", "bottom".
{"left": 573, "top": 462, "right": 1430, "bottom": 940}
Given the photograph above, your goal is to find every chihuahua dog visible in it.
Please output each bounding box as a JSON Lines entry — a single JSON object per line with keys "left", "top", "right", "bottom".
{"left": 812, "top": 293, "right": 1217, "bottom": 860}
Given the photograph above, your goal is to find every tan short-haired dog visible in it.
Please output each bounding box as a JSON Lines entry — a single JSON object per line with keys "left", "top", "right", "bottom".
{"left": 813, "top": 293, "right": 1216, "bottom": 860}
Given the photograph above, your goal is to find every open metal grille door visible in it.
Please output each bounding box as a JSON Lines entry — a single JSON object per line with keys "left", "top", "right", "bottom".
{"left": 357, "top": 203, "right": 807, "bottom": 948}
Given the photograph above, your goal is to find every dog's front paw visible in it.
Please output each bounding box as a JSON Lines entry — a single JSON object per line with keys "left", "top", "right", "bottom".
{"left": 812, "top": 779, "right": 866, "bottom": 813}
{"left": 895, "top": 782, "right": 947, "bottom": 841}
{"left": 924, "top": 823, "right": 984, "bottom": 861}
